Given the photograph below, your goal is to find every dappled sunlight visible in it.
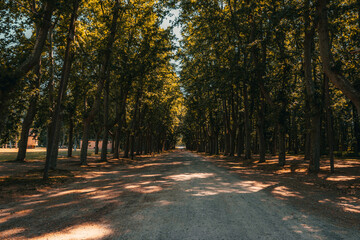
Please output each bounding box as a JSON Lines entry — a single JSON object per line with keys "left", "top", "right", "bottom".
{"left": 28, "top": 223, "right": 112, "bottom": 240}
{"left": 326, "top": 175, "right": 357, "bottom": 181}
{"left": 0, "top": 227, "right": 25, "bottom": 239}
{"left": 122, "top": 174, "right": 138, "bottom": 178}
{"left": 233, "top": 181, "right": 276, "bottom": 193}
{"left": 272, "top": 186, "right": 304, "bottom": 199}
{"left": 0, "top": 209, "right": 32, "bottom": 224}
{"left": 318, "top": 198, "right": 360, "bottom": 214}
{"left": 45, "top": 201, "right": 78, "bottom": 209}
{"left": 165, "top": 173, "right": 214, "bottom": 181}
{"left": 21, "top": 199, "right": 47, "bottom": 206}
{"left": 185, "top": 180, "right": 276, "bottom": 196}
{"left": 229, "top": 166, "right": 247, "bottom": 169}
{"left": 124, "top": 183, "right": 163, "bottom": 193}
{"left": 86, "top": 189, "right": 123, "bottom": 200}
{"left": 49, "top": 187, "right": 98, "bottom": 197}
{"left": 88, "top": 193, "right": 121, "bottom": 201}
{"left": 136, "top": 185, "right": 163, "bottom": 194}
{"left": 186, "top": 186, "right": 246, "bottom": 196}
{"left": 130, "top": 161, "right": 184, "bottom": 169}
{"left": 83, "top": 171, "right": 124, "bottom": 179}
{"left": 300, "top": 223, "right": 320, "bottom": 233}
{"left": 155, "top": 200, "right": 172, "bottom": 206}
{"left": 141, "top": 174, "right": 162, "bottom": 178}
{"left": 290, "top": 225, "right": 322, "bottom": 239}
{"left": 0, "top": 150, "right": 359, "bottom": 239}
{"left": 341, "top": 204, "right": 360, "bottom": 214}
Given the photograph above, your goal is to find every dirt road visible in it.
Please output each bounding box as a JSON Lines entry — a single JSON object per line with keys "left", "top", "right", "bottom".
{"left": 0, "top": 150, "right": 359, "bottom": 239}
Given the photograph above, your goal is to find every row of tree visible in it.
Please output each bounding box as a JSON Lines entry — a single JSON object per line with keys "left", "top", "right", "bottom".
{"left": 178, "top": 0, "right": 360, "bottom": 173}
{"left": 0, "top": 0, "right": 182, "bottom": 179}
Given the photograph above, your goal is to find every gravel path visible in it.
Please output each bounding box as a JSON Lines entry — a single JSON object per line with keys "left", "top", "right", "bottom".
{"left": 0, "top": 150, "right": 359, "bottom": 239}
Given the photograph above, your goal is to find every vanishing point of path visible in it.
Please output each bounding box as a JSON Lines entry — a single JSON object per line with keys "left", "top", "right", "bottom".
{"left": 1, "top": 150, "right": 359, "bottom": 239}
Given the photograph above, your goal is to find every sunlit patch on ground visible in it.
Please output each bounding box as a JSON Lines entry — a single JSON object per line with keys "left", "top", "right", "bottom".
{"left": 0, "top": 227, "right": 25, "bottom": 239}
{"left": 290, "top": 224, "right": 321, "bottom": 236}
{"left": 49, "top": 187, "right": 98, "bottom": 197}
{"left": 233, "top": 181, "right": 276, "bottom": 193}
{"left": 300, "top": 223, "right": 320, "bottom": 233}
{"left": 0, "top": 209, "right": 33, "bottom": 224}
{"left": 87, "top": 190, "right": 123, "bottom": 200}
{"left": 124, "top": 183, "right": 163, "bottom": 193}
{"left": 319, "top": 198, "right": 360, "bottom": 213}
{"left": 272, "top": 186, "right": 304, "bottom": 199}
{"left": 130, "top": 161, "right": 184, "bottom": 169}
{"left": 140, "top": 174, "right": 162, "bottom": 178}
{"left": 28, "top": 223, "right": 112, "bottom": 240}
{"left": 326, "top": 175, "right": 356, "bottom": 181}
{"left": 164, "top": 173, "right": 214, "bottom": 181}
{"left": 21, "top": 199, "right": 46, "bottom": 206}
{"left": 185, "top": 186, "right": 239, "bottom": 196}
{"left": 340, "top": 203, "right": 360, "bottom": 213}
{"left": 185, "top": 180, "right": 276, "bottom": 196}
{"left": 156, "top": 200, "right": 172, "bottom": 206}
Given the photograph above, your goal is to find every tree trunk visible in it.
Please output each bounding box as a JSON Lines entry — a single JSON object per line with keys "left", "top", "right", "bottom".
{"left": 95, "top": 132, "right": 99, "bottom": 154}
{"left": 130, "top": 87, "right": 142, "bottom": 159}
{"left": 237, "top": 124, "right": 244, "bottom": 156}
{"left": 223, "top": 100, "right": 230, "bottom": 155}
{"left": 16, "top": 63, "right": 41, "bottom": 162}
{"left": 123, "top": 130, "right": 130, "bottom": 158}
{"left": 114, "top": 125, "right": 121, "bottom": 158}
{"left": 100, "top": 78, "right": 110, "bottom": 162}
{"left": 278, "top": 123, "right": 286, "bottom": 166}
{"left": 244, "top": 84, "right": 251, "bottom": 159}
{"left": 352, "top": 104, "right": 360, "bottom": 155}
{"left": 111, "top": 133, "right": 115, "bottom": 154}
{"left": 67, "top": 117, "right": 74, "bottom": 158}
{"left": 44, "top": 0, "right": 79, "bottom": 180}
{"left": 49, "top": 119, "right": 62, "bottom": 169}
{"left": 305, "top": 0, "right": 321, "bottom": 173}
{"left": 324, "top": 75, "right": 335, "bottom": 173}
{"left": 304, "top": 97, "right": 311, "bottom": 160}
{"left": 258, "top": 97, "right": 266, "bottom": 163}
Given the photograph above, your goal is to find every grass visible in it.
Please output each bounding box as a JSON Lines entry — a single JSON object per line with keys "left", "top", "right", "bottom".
{"left": 0, "top": 148, "right": 96, "bottom": 162}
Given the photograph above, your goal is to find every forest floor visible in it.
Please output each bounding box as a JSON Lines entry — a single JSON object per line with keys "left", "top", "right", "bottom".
{"left": 0, "top": 150, "right": 359, "bottom": 239}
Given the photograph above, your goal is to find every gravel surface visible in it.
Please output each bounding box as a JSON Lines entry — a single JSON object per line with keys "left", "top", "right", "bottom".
{"left": 0, "top": 150, "right": 359, "bottom": 239}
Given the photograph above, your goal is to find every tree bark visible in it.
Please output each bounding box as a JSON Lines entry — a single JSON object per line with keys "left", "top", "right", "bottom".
{"left": 123, "top": 130, "right": 130, "bottom": 158}
{"left": 114, "top": 125, "right": 121, "bottom": 158}
{"left": 305, "top": 0, "right": 321, "bottom": 173}
{"left": 257, "top": 97, "right": 266, "bottom": 163}
{"left": 95, "top": 132, "right": 100, "bottom": 154}
{"left": 243, "top": 84, "right": 251, "bottom": 159}
{"left": 230, "top": 94, "right": 237, "bottom": 156}
{"left": 100, "top": 78, "right": 110, "bottom": 162}
{"left": 67, "top": 117, "right": 74, "bottom": 157}
{"left": 16, "top": 63, "right": 41, "bottom": 162}
{"left": 352, "top": 104, "right": 360, "bottom": 155}
{"left": 130, "top": 95, "right": 141, "bottom": 160}
{"left": 304, "top": 96, "right": 311, "bottom": 160}
{"left": 278, "top": 123, "right": 286, "bottom": 166}
{"left": 324, "top": 75, "right": 335, "bottom": 172}
{"left": 44, "top": 0, "right": 79, "bottom": 180}
{"left": 223, "top": 100, "right": 230, "bottom": 155}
